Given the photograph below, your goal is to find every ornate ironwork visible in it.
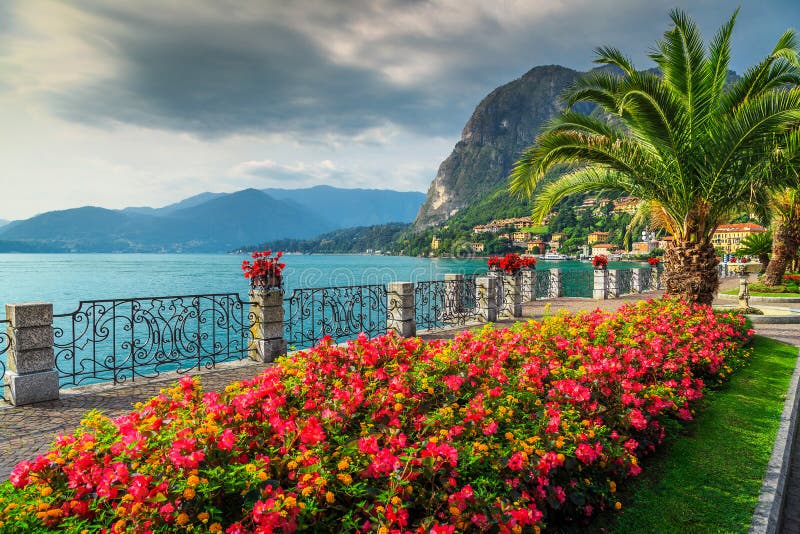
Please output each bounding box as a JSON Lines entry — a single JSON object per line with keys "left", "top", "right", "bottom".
{"left": 535, "top": 270, "right": 551, "bottom": 299}
{"left": 0, "top": 319, "right": 9, "bottom": 402}
{"left": 53, "top": 294, "right": 256, "bottom": 387}
{"left": 415, "top": 279, "right": 479, "bottom": 331}
{"left": 561, "top": 269, "right": 593, "bottom": 298}
{"left": 612, "top": 269, "right": 634, "bottom": 295}
{"left": 284, "top": 284, "right": 387, "bottom": 349}
{"left": 642, "top": 268, "right": 655, "bottom": 290}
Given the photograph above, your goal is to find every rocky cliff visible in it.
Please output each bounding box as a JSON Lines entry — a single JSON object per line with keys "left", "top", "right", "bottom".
{"left": 414, "top": 65, "right": 587, "bottom": 229}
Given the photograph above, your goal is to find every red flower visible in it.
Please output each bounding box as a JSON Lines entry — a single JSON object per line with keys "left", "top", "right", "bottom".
{"left": 592, "top": 255, "right": 609, "bottom": 268}
{"left": 299, "top": 416, "right": 326, "bottom": 446}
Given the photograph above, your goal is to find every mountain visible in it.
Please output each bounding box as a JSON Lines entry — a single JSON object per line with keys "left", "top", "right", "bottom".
{"left": 0, "top": 219, "right": 8, "bottom": 228}
{"left": 263, "top": 186, "right": 425, "bottom": 228}
{"left": 238, "top": 223, "right": 410, "bottom": 254}
{"left": 414, "top": 65, "right": 591, "bottom": 229}
{"left": 0, "top": 186, "right": 425, "bottom": 252}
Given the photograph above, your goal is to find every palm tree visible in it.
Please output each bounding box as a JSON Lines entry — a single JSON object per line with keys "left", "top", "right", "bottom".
{"left": 510, "top": 9, "right": 800, "bottom": 304}
{"left": 737, "top": 231, "right": 772, "bottom": 270}
{"left": 762, "top": 188, "right": 800, "bottom": 284}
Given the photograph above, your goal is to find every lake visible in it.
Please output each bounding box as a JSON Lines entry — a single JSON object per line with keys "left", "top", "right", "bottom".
{"left": 0, "top": 253, "right": 645, "bottom": 314}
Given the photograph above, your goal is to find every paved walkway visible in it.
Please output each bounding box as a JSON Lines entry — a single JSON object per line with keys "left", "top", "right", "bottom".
{"left": 1, "top": 281, "right": 798, "bottom": 508}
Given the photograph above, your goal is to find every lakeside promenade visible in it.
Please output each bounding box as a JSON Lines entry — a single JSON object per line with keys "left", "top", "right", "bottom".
{"left": 1, "top": 279, "right": 798, "bottom": 530}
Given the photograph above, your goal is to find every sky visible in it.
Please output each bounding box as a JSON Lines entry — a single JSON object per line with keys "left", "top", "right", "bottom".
{"left": 1, "top": 0, "right": 798, "bottom": 220}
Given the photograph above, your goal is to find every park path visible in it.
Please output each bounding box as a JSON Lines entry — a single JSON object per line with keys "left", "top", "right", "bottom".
{"left": 1, "top": 279, "right": 797, "bottom": 524}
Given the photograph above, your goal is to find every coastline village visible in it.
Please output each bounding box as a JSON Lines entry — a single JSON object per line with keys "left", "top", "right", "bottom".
{"left": 430, "top": 196, "right": 766, "bottom": 260}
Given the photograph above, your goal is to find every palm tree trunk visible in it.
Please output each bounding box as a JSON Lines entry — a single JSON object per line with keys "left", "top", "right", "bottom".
{"left": 762, "top": 220, "right": 800, "bottom": 285}
{"left": 662, "top": 241, "right": 719, "bottom": 305}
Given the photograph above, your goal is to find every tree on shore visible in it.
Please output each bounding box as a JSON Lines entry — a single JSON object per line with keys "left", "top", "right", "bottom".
{"left": 510, "top": 9, "right": 800, "bottom": 304}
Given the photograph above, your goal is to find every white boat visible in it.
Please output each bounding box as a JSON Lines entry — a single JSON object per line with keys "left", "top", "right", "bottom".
{"left": 542, "top": 252, "right": 572, "bottom": 261}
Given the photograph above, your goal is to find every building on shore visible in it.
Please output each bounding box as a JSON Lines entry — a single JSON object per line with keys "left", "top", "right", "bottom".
{"left": 591, "top": 243, "right": 618, "bottom": 256}
{"left": 588, "top": 231, "right": 610, "bottom": 245}
{"left": 711, "top": 222, "right": 766, "bottom": 253}
{"left": 632, "top": 241, "right": 658, "bottom": 255}
{"left": 431, "top": 236, "right": 441, "bottom": 250}
{"left": 470, "top": 242, "right": 485, "bottom": 253}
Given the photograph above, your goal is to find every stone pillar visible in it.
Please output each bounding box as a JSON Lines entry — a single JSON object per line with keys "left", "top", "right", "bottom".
{"left": 650, "top": 267, "right": 660, "bottom": 290}
{"left": 607, "top": 270, "right": 620, "bottom": 298}
{"left": 444, "top": 274, "right": 464, "bottom": 318}
{"left": 500, "top": 273, "right": 523, "bottom": 318}
{"left": 738, "top": 272, "right": 751, "bottom": 309}
{"left": 476, "top": 276, "right": 497, "bottom": 323}
{"left": 249, "top": 288, "right": 287, "bottom": 362}
{"left": 631, "top": 268, "right": 644, "bottom": 293}
{"left": 387, "top": 282, "right": 416, "bottom": 337}
{"left": 593, "top": 269, "right": 608, "bottom": 300}
{"left": 4, "top": 303, "right": 59, "bottom": 405}
{"left": 548, "top": 269, "right": 562, "bottom": 299}
{"left": 521, "top": 268, "right": 536, "bottom": 302}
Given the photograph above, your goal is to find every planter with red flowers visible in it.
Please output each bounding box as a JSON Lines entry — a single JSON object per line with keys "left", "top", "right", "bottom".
{"left": 592, "top": 254, "right": 609, "bottom": 270}
{"left": 242, "top": 250, "right": 286, "bottom": 291}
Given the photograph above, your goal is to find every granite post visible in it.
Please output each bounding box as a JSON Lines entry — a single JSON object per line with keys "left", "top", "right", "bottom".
{"left": 607, "top": 270, "right": 620, "bottom": 298}
{"left": 4, "top": 303, "right": 59, "bottom": 405}
{"left": 631, "top": 268, "right": 645, "bottom": 293}
{"left": 521, "top": 268, "right": 536, "bottom": 302}
{"left": 387, "top": 282, "right": 416, "bottom": 337}
{"left": 548, "top": 269, "right": 562, "bottom": 299}
{"left": 476, "top": 276, "right": 498, "bottom": 323}
{"left": 650, "top": 266, "right": 660, "bottom": 290}
{"left": 249, "top": 288, "right": 287, "bottom": 363}
{"left": 500, "top": 273, "right": 523, "bottom": 318}
{"left": 593, "top": 269, "right": 609, "bottom": 300}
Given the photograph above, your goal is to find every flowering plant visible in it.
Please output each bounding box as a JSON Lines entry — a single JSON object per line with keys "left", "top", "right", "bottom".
{"left": 487, "top": 253, "right": 531, "bottom": 274}
{"left": 241, "top": 250, "right": 285, "bottom": 288}
{"left": 729, "top": 257, "right": 737, "bottom": 263}
{"left": 647, "top": 257, "right": 661, "bottom": 266}
{"left": 0, "top": 299, "right": 751, "bottom": 533}
{"left": 783, "top": 274, "right": 800, "bottom": 282}
{"left": 592, "top": 255, "right": 609, "bottom": 269}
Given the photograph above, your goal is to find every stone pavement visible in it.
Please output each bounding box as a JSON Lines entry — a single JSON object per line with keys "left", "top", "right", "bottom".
{"left": 1, "top": 280, "right": 797, "bottom": 500}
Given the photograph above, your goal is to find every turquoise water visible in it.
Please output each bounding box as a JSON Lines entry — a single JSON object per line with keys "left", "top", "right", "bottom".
{"left": 0, "top": 254, "right": 643, "bottom": 315}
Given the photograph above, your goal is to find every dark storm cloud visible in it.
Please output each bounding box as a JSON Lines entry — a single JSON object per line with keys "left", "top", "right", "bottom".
{"left": 51, "top": 4, "right": 456, "bottom": 137}
{"left": 19, "top": 0, "right": 800, "bottom": 139}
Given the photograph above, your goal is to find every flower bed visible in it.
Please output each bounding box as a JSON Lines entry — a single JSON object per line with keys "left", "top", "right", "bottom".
{"left": 0, "top": 299, "right": 751, "bottom": 533}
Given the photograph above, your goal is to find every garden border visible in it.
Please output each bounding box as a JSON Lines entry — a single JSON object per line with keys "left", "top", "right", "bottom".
{"left": 750, "top": 347, "right": 800, "bottom": 533}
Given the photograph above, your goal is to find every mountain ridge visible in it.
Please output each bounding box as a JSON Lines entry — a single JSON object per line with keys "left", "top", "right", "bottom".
{"left": 0, "top": 186, "right": 425, "bottom": 252}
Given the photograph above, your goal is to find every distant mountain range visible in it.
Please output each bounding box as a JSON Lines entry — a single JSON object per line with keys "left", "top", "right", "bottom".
{"left": 0, "top": 186, "right": 425, "bottom": 252}
{"left": 0, "top": 219, "right": 8, "bottom": 228}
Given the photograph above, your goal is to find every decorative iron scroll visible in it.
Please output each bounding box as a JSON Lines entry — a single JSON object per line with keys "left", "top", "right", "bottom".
{"left": 613, "top": 269, "right": 635, "bottom": 295}
{"left": 414, "top": 278, "right": 479, "bottom": 331}
{"left": 535, "top": 270, "right": 551, "bottom": 299}
{"left": 0, "top": 320, "right": 9, "bottom": 402}
{"left": 53, "top": 294, "right": 255, "bottom": 387}
{"left": 561, "top": 269, "right": 593, "bottom": 298}
{"left": 641, "top": 268, "right": 653, "bottom": 291}
{"left": 284, "top": 284, "right": 387, "bottom": 349}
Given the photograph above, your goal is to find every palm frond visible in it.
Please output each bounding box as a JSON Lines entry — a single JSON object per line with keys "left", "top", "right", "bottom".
{"left": 530, "top": 168, "right": 631, "bottom": 223}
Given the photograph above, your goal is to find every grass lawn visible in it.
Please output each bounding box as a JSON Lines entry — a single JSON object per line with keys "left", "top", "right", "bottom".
{"left": 722, "top": 289, "right": 800, "bottom": 298}
{"left": 588, "top": 336, "right": 798, "bottom": 533}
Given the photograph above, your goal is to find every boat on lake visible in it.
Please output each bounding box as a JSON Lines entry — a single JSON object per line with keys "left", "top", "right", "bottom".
{"left": 541, "top": 252, "right": 573, "bottom": 261}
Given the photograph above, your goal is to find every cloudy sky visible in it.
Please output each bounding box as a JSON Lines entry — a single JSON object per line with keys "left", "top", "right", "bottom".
{"left": 1, "top": 0, "right": 798, "bottom": 220}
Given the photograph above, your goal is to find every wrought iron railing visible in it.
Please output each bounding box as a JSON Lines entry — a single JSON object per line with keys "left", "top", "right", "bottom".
{"left": 414, "top": 278, "right": 479, "bottom": 331}
{"left": 53, "top": 294, "right": 255, "bottom": 387}
{"left": 561, "top": 269, "right": 593, "bottom": 298}
{"left": 613, "top": 269, "right": 634, "bottom": 295}
{"left": 535, "top": 270, "right": 552, "bottom": 299}
{"left": 0, "top": 320, "right": 9, "bottom": 401}
{"left": 284, "top": 284, "right": 387, "bottom": 349}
